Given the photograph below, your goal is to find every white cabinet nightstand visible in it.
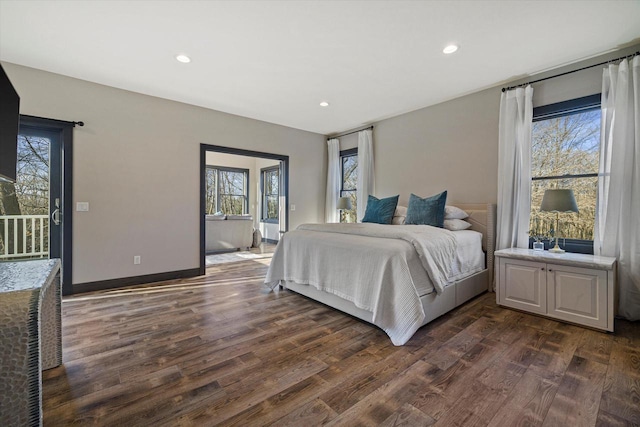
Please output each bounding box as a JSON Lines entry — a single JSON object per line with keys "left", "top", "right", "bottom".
{"left": 495, "top": 248, "right": 617, "bottom": 331}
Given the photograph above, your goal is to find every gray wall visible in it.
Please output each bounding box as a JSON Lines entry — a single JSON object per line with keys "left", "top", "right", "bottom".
{"left": 4, "top": 43, "right": 637, "bottom": 286}
{"left": 340, "top": 43, "right": 640, "bottom": 208}
{"left": 3, "top": 62, "right": 325, "bottom": 287}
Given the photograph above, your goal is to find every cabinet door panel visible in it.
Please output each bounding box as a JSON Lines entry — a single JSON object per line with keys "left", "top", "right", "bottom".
{"left": 547, "top": 265, "right": 607, "bottom": 329}
{"left": 499, "top": 258, "right": 546, "bottom": 314}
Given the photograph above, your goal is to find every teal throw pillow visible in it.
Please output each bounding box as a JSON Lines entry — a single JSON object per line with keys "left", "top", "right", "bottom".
{"left": 405, "top": 191, "right": 447, "bottom": 227}
{"left": 361, "top": 195, "right": 399, "bottom": 224}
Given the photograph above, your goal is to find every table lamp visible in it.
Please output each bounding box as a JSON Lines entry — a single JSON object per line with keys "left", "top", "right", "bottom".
{"left": 337, "top": 196, "right": 352, "bottom": 222}
{"left": 540, "top": 189, "right": 579, "bottom": 253}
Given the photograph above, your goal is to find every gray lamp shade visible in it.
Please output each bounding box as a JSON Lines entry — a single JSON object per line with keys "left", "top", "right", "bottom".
{"left": 337, "top": 196, "right": 353, "bottom": 210}
{"left": 540, "top": 189, "right": 579, "bottom": 213}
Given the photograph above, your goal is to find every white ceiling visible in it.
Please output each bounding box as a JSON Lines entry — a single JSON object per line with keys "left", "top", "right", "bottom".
{"left": 1, "top": 1, "right": 639, "bottom": 135}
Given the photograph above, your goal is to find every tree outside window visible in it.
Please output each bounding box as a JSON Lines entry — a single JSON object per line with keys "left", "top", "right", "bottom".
{"left": 530, "top": 96, "right": 600, "bottom": 250}
{"left": 205, "top": 166, "right": 248, "bottom": 215}
{"left": 0, "top": 135, "right": 50, "bottom": 257}
{"left": 261, "top": 166, "right": 279, "bottom": 222}
{"left": 340, "top": 149, "right": 358, "bottom": 223}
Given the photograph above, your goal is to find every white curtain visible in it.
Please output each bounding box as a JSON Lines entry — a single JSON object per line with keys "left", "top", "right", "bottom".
{"left": 325, "top": 138, "right": 340, "bottom": 223}
{"left": 595, "top": 56, "right": 640, "bottom": 320}
{"left": 357, "top": 129, "right": 375, "bottom": 222}
{"left": 496, "top": 86, "right": 534, "bottom": 250}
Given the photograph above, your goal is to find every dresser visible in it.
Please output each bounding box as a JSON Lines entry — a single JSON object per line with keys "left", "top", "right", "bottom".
{"left": 495, "top": 248, "right": 616, "bottom": 331}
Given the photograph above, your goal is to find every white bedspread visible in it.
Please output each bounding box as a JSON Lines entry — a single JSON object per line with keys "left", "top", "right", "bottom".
{"left": 264, "top": 223, "right": 457, "bottom": 345}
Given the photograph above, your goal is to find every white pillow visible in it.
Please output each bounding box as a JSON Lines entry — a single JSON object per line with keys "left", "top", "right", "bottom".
{"left": 445, "top": 205, "right": 469, "bottom": 220}
{"left": 444, "top": 219, "right": 472, "bottom": 231}
{"left": 392, "top": 215, "right": 406, "bottom": 225}
{"left": 394, "top": 206, "right": 408, "bottom": 217}
{"left": 392, "top": 205, "right": 407, "bottom": 224}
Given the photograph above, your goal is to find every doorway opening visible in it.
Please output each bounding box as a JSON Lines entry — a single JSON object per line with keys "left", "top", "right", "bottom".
{"left": 199, "top": 144, "right": 288, "bottom": 275}
{"left": 0, "top": 115, "right": 74, "bottom": 294}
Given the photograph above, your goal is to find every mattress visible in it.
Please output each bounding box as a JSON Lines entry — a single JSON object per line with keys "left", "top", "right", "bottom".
{"left": 411, "top": 229, "right": 484, "bottom": 296}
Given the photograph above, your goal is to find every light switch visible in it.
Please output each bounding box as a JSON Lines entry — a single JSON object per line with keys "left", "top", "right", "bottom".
{"left": 76, "top": 202, "right": 89, "bottom": 212}
{"left": 290, "top": 204, "right": 296, "bottom": 211}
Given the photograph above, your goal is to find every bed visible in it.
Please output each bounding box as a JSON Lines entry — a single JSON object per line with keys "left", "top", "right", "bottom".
{"left": 265, "top": 203, "right": 496, "bottom": 345}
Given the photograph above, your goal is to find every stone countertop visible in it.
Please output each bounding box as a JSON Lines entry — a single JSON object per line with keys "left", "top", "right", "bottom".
{"left": 0, "top": 259, "right": 61, "bottom": 293}
{"left": 494, "top": 248, "right": 616, "bottom": 270}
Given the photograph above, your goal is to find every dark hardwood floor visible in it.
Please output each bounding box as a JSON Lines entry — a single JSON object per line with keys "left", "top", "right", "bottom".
{"left": 44, "top": 247, "right": 640, "bottom": 426}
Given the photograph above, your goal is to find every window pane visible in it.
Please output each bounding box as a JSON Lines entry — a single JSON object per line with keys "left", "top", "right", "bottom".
{"left": 220, "top": 195, "right": 245, "bottom": 215}
{"left": 208, "top": 168, "right": 248, "bottom": 215}
{"left": 262, "top": 167, "right": 279, "bottom": 221}
{"left": 530, "top": 107, "right": 600, "bottom": 242}
{"left": 342, "top": 156, "right": 358, "bottom": 191}
{"left": 266, "top": 196, "right": 278, "bottom": 219}
{"left": 15, "top": 135, "right": 50, "bottom": 215}
{"left": 530, "top": 177, "right": 597, "bottom": 240}
{"left": 205, "top": 168, "right": 217, "bottom": 214}
{"left": 267, "top": 170, "right": 278, "bottom": 194}
{"left": 219, "top": 171, "right": 245, "bottom": 196}
{"left": 340, "top": 154, "right": 358, "bottom": 223}
{"left": 532, "top": 110, "right": 600, "bottom": 178}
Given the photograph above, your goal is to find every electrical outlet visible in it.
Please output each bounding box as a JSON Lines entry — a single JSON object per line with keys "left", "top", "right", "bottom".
{"left": 291, "top": 204, "right": 296, "bottom": 211}
{"left": 134, "top": 256, "right": 141, "bottom": 265}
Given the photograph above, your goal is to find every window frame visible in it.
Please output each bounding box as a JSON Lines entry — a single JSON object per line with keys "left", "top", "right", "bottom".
{"left": 205, "top": 165, "right": 249, "bottom": 215}
{"left": 339, "top": 148, "right": 358, "bottom": 223}
{"left": 260, "top": 165, "right": 279, "bottom": 224}
{"left": 530, "top": 93, "right": 601, "bottom": 254}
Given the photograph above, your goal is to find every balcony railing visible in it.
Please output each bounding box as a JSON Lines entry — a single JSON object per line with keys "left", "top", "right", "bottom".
{"left": 0, "top": 215, "right": 49, "bottom": 260}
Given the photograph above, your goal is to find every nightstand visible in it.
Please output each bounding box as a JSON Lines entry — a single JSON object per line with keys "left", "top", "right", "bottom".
{"left": 495, "top": 248, "right": 617, "bottom": 331}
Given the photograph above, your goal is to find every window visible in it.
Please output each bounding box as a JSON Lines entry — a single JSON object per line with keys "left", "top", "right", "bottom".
{"left": 340, "top": 148, "right": 358, "bottom": 223}
{"left": 205, "top": 166, "right": 249, "bottom": 215}
{"left": 529, "top": 94, "right": 601, "bottom": 253}
{"left": 261, "top": 166, "right": 279, "bottom": 223}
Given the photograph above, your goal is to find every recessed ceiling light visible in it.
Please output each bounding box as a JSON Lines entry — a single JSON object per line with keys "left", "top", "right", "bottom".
{"left": 176, "top": 54, "right": 191, "bottom": 63}
{"left": 443, "top": 44, "right": 458, "bottom": 54}
{"left": 319, "top": 101, "right": 329, "bottom": 107}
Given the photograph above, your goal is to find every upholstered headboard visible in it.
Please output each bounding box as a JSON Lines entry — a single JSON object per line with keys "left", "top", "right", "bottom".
{"left": 455, "top": 203, "right": 496, "bottom": 290}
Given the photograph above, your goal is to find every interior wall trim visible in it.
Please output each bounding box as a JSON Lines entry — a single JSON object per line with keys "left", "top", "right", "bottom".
{"left": 72, "top": 268, "right": 200, "bottom": 294}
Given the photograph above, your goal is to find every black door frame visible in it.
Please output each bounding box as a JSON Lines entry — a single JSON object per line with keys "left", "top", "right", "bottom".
{"left": 20, "top": 115, "right": 74, "bottom": 295}
{"left": 199, "top": 144, "right": 289, "bottom": 275}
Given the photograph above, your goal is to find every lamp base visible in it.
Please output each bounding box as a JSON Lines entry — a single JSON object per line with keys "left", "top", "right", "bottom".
{"left": 548, "top": 245, "right": 565, "bottom": 253}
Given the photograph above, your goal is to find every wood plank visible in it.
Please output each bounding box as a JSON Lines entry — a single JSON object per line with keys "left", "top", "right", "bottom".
{"left": 541, "top": 355, "right": 608, "bottom": 427}
{"left": 39, "top": 245, "right": 640, "bottom": 426}
{"left": 486, "top": 369, "right": 558, "bottom": 427}
{"left": 598, "top": 343, "right": 640, "bottom": 424}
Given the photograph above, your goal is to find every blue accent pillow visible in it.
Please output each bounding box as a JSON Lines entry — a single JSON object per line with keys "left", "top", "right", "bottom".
{"left": 405, "top": 191, "right": 447, "bottom": 227}
{"left": 361, "top": 195, "right": 399, "bottom": 224}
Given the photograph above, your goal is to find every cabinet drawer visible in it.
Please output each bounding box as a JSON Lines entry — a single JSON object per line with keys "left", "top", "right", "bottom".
{"left": 499, "top": 258, "right": 546, "bottom": 314}
{"left": 547, "top": 265, "right": 608, "bottom": 329}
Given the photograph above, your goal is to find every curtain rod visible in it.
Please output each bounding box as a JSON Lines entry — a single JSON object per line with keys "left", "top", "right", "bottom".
{"left": 21, "top": 114, "right": 84, "bottom": 127}
{"left": 327, "top": 125, "right": 373, "bottom": 140}
{"left": 501, "top": 51, "right": 639, "bottom": 92}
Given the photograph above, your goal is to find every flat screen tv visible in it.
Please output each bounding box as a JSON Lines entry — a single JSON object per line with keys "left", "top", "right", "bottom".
{"left": 0, "top": 63, "right": 20, "bottom": 183}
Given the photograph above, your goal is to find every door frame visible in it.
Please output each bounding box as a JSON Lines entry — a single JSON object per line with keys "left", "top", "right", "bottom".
{"left": 20, "top": 115, "right": 74, "bottom": 295}
{"left": 199, "top": 144, "right": 289, "bottom": 275}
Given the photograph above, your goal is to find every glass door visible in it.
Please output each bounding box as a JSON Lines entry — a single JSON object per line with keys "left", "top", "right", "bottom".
{"left": 0, "top": 126, "right": 62, "bottom": 261}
